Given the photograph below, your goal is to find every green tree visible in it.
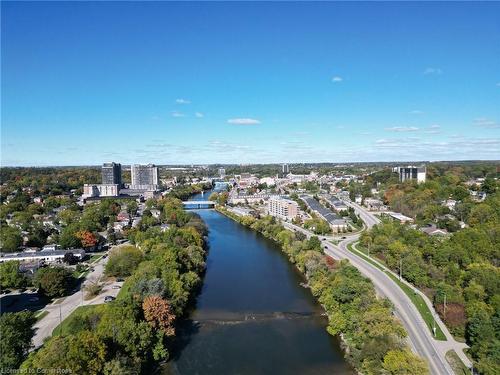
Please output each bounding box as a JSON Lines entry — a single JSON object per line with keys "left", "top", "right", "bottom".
{"left": 105, "top": 245, "right": 143, "bottom": 277}
{"left": 0, "top": 311, "right": 36, "bottom": 370}
{"left": 382, "top": 349, "right": 429, "bottom": 374}
{"left": 22, "top": 331, "right": 107, "bottom": 375}
{"left": 33, "top": 267, "right": 74, "bottom": 298}
{"left": 0, "top": 261, "right": 27, "bottom": 289}
{"left": 0, "top": 226, "right": 22, "bottom": 252}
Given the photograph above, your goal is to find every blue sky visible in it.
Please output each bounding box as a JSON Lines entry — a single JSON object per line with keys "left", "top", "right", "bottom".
{"left": 1, "top": 1, "right": 499, "bottom": 166}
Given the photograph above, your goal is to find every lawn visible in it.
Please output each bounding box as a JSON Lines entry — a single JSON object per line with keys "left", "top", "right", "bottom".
{"left": 347, "top": 242, "right": 447, "bottom": 341}
{"left": 51, "top": 305, "right": 102, "bottom": 336}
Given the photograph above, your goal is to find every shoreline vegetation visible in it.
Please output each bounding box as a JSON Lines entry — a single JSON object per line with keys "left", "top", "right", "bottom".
{"left": 216, "top": 206, "right": 429, "bottom": 375}
{"left": 20, "top": 197, "right": 209, "bottom": 374}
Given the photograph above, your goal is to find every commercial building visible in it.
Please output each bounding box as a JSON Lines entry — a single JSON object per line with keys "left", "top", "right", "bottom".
{"left": 131, "top": 164, "right": 159, "bottom": 190}
{"left": 102, "top": 162, "right": 122, "bottom": 186}
{"left": 82, "top": 184, "right": 119, "bottom": 198}
{"left": 267, "top": 197, "right": 298, "bottom": 220}
{"left": 394, "top": 165, "right": 426, "bottom": 183}
{"left": 218, "top": 168, "right": 226, "bottom": 178}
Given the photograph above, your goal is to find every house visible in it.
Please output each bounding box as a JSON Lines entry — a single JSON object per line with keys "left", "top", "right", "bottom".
{"left": 117, "top": 211, "right": 130, "bottom": 222}
{"left": 150, "top": 209, "right": 161, "bottom": 219}
{"left": 442, "top": 199, "right": 457, "bottom": 210}
{"left": 387, "top": 212, "right": 414, "bottom": 224}
{"left": 420, "top": 224, "right": 449, "bottom": 236}
{"left": 364, "top": 198, "right": 386, "bottom": 211}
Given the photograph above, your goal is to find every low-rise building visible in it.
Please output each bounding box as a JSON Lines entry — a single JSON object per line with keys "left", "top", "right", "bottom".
{"left": 268, "top": 197, "right": 298, "bottom": 221}
{"left": 387, "top": 212, "right": 414, "bottom": 224}
{"left": 0, "top": 249, "right": 86, "bottom": 264}
{"left": 364, "top": 198, "right": 387, "bottom": 211}
{"left": 83, "top": 184, "right": 119, "bottom": 198}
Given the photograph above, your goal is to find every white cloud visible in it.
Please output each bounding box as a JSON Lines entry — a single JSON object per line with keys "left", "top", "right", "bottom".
{"left": 473, "top": 117, "right": 499, "bottom": 129}
{"left": 195, "top": 112, "right": 204, "bottom": 118}
{"left": 423, "top": 124, "right": 441, "bottom": 134}
{"left": 175, "top": 98, "right": 191, "bottom": 104}
{"left": 423, "top": 67, "right": 442, "bottom": 75}
{"left": 385, "top": 126, "right": 419, "bottom": 132}
{"left": 331, "top": 76, "right": 343, "bottom": 83}
{"left": 409, "top": 110, "right": 423, "bottom": 115}
{"left": 171, "top": 111, "right": 185, "bottom": 118}
{"left": 227, "top": 118, "right": 261, "bottom": 125}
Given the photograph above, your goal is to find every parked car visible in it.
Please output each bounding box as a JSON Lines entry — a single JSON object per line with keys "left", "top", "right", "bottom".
{"left": 112, "top": 285, "right": 121, "bottom": 289}
{"left": 104, "top": 296, "right": 116, "bottom": 302}
{"left": 116, "top": 278, "right": 124, "bottom": 282}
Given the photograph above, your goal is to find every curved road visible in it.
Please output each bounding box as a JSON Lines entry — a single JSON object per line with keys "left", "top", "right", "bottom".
{"left": 283, "top": 214, "right": 454, "bottom": 374}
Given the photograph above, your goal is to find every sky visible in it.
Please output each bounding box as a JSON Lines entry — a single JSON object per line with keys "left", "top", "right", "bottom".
{"left": 1, "top": 1, "right": 499, "bottom": 166}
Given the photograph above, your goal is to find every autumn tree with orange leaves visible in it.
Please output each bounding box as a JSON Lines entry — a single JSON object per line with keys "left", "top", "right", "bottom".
{"left": 75, "top": 230, "right": 98, "bottom": 248}
{"left": 142, "top": 295, "right": 175, "bottom": 336}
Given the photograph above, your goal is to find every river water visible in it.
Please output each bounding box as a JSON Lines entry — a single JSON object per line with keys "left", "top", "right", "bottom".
{"left": 163, "top": 192, "right": 352, "bottom": 374}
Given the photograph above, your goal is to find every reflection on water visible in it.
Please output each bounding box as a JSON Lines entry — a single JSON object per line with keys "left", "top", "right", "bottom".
{"left": 162, "top": 203, "right": 352, "bottom": 375}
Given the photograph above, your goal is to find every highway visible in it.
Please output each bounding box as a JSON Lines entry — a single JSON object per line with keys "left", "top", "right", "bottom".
{"left": 282, "top": 219, "right": 455, "bottom": 375}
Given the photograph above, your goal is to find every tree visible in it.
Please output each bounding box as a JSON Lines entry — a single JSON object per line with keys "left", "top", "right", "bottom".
{"left": 142, "top": 295, "right": 176, "bottom": 336}
{"left": 22, "top": 331, "right": 107, "bottom": 375}
{"left": 63, "top": 252, "right": 78, "bottom": 265}
{"left": 0, "top": 226, "right": 22, "bottom": 252}
{"left": 33, "top": 267, "right": 74, "bottom": 298}
{"left": 59, "top": 224, "right": 82, "bottom": 249}
{"left": 76, "top": 230, "right": 98, "bottom": 249}
{"left": 0, "top": 311, "right": 36, "bottom": 370}
{"left": 105, "top": 245, "right": 143, "bottom": 277}
{"left": 382, "top": 349, "right": 429, "bottom": 374}
{"left": 0, "top": 261, "right": 27, "bottom": 289}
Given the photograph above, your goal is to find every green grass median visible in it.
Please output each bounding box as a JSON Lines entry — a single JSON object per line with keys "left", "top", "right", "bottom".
{"left": 347, "top": 242, "right": 447, "bottom": 341}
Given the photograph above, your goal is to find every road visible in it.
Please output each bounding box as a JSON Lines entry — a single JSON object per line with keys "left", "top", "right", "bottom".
{"left": 282, "top": 219, "right": 457, "bottom": 375}
{"left": 342, "top": 199, "right": 381, "bottom": 229}
{"left": 32, "top": 256, "right": 122, "bottom": 348}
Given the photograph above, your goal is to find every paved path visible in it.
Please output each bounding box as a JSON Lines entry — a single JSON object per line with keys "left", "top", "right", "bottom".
{"left": 32, "top": 257, "right": 122, "bottom": 348}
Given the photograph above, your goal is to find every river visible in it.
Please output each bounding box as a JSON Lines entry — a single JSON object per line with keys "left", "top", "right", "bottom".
{"left": 162, "top": 191, "right": 352, "bottom": 374}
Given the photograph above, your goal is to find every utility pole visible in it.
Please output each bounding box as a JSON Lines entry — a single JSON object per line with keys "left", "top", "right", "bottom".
{"left": 399, "top": 258, "right": 402, "bottom": 281}
{"left": 59, "top": 304, "right": 62, "bottom": 335}
{"left": 443, "top": 294, "right": 447, "bottom": 319}
{"left": 432, "top": 312, "right": 436, "bottom": 337}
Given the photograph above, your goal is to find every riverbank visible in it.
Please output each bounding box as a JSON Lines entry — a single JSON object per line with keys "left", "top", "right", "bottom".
{"left": 216, "top": 206, "right": 429, "bottom": 374}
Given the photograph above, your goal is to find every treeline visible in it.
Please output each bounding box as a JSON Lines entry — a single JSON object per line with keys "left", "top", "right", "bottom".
{"left": 18, "top": 198, "right": 207, "bottom": 374}
{"left": 167, "top": 183, "right": 211, "bottom": 201}
{"left": 359, "top": 191, "right": 500, "bottom": 374}
{"left": 0, "top": 167, "right": 100, "bottom": 197}
{"left": 218, "top": 208, "right": 428, "bottom": 375}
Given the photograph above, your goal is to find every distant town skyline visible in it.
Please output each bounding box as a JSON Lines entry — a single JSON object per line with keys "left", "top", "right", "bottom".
{"left": 1, "top": 1, "right": 499, "bottom": 166}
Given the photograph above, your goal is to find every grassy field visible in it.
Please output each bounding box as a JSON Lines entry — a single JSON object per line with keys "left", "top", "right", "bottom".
{"left": 347, "top": 242, "right": 447, "bottom": 341}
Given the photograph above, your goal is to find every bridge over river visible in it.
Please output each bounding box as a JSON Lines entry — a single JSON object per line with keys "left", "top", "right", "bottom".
{"left": 182, "top": 200, "right": 216, "bottom": 209}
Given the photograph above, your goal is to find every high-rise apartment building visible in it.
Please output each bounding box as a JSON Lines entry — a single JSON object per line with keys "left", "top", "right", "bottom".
{"left": 282, "top": 164, "right": 290, "bottom": 175}
{"left": 131, "top": 164, "right": 159, "bottom": 190}
{"left": 267, "top": 197, "right": 298, "bottom": 221}
{"left": 218, "top": 168, "right": 226, "bottom": 178}
{"left": 102, "top": 162, "right": 122, "bottom": 186}
{"left": 394, "top": 165, "right": 426, "bottom": 183}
